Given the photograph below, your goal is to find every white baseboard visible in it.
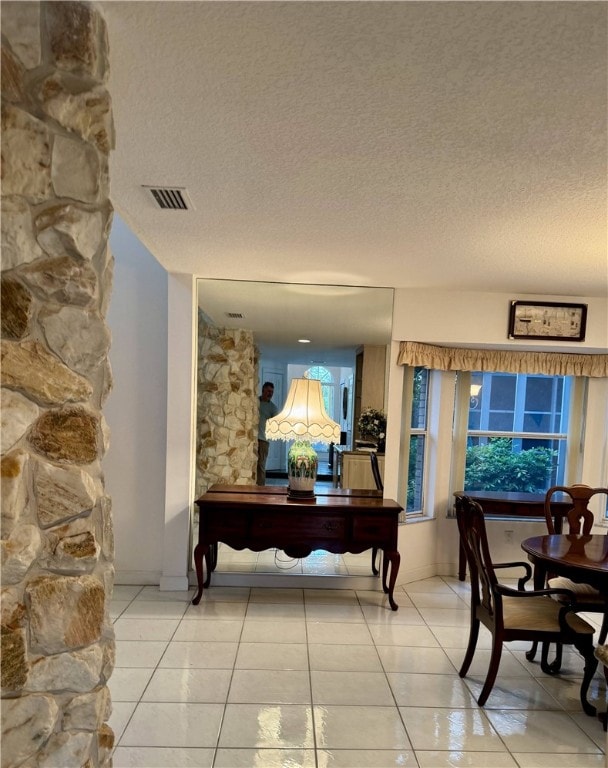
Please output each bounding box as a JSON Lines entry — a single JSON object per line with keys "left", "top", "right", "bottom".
{"left": 160, "top": 575, "right": 190, "bottom": 591}
{"left": 394, "top": 563, "right": 439, "bottom": 585}
{"left": 113, "top": 570, "right": 160, "bottom": 585}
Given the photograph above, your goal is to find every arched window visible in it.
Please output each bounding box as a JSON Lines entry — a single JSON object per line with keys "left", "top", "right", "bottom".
{"left": 304, "top": 366, "right": 335, "bottom": 423}
{"left": 304, "top": 366, "right": 332, "bottom": 383}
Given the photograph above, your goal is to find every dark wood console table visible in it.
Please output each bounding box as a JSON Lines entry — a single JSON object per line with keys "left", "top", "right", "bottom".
{"left": 453, "top": 491, "right": 571, "bottom": 581}
{"left": 193, "top": 485, "right": 403, "bottom": 609}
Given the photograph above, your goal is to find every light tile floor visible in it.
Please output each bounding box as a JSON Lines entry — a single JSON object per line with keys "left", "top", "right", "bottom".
{"left": 109, "top": 569, "right": 608, "bottom": 768}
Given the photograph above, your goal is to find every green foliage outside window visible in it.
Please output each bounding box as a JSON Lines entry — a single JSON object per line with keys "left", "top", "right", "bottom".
{"left": 406, "top": 368, "right": 427, "bottom": 510}
{"left": 465, "top": 437, "right": 557, "bottom": 493}
{"left": 407, "top": 452, "right": 417, "bottom": 509}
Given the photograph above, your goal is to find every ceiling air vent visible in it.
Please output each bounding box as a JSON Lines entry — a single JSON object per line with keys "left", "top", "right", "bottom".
{"left": 225, "top": 312, "right": 244, "bottom": 319}
{"left": 143, "top": 186, "right": 192, "bottom": 210}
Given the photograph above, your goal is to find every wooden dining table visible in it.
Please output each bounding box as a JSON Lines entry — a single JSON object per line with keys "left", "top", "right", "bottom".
{"left": 521, "top": 534, "right": 608, "bottom": 594}
{"left": 521, "top": 533, "right": 608, "bottom": 716}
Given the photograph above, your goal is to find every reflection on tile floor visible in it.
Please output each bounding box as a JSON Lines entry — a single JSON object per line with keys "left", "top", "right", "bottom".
{"left": 110, "top": 573, "right": 608, "bottom": 768}
{"left": 213, "top": 544, "right": 374, "bottom": 576}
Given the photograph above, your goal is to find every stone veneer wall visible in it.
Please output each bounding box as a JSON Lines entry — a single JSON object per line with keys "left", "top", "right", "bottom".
{"left": 1, "top": 3, "right": 115, "bottom": 766}
{"left": 195, "top": 313, "right": 257, "bottom": 497}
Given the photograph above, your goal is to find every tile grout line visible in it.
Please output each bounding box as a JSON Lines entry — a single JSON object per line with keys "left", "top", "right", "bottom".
{"left": 109, "top": 577, "right": 607, "bottom": 763}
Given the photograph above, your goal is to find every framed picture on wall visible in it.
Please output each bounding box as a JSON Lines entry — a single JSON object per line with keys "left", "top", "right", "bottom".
{"left": 508, "top": 301, "right": 587, "bottom": 341}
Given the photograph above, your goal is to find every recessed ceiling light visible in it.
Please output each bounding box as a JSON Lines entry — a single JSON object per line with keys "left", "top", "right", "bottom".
{"left": 298, "top": 338, "right": 311, "bottom": 343}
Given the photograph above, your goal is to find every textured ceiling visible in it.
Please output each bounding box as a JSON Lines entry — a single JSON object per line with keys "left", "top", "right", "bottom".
{"left": 102, "top": 1, "right": 607, "bottom": 362}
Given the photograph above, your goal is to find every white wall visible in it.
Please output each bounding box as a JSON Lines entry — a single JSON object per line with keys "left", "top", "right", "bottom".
{"left": 161, "top": 273, "right": 197, "bottom": 591}
{"left": 389, "top": 287, "right": 608, "bottom": 585}
{"left": 392, "top": 288, "right": 608, "bottom": 352}
{"left": 104, "top": 216, "right": 168, "bottom": 583}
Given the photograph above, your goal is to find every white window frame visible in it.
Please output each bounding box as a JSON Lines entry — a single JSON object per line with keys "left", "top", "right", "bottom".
{"left": 451, "top": 371, "right": 587, "bottom": 495}
{"left": 398, "top": 365, "right": 431, "bottom": 518}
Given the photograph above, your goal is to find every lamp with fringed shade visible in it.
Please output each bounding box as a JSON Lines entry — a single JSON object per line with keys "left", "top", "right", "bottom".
{"left": 266, "top": 378, "right": 340, "bottom": 499}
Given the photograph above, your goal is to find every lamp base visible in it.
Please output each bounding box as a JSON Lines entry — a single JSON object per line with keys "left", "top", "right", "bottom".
{"left": 287, "top": 488, "right": 316, "bottom": 501}
{"left": 287, "top": 439, "right": 318, "bottom": 500}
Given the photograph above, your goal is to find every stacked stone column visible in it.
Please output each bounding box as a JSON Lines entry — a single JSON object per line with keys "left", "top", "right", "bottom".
{"left": 195, "top": 316, "right": 258, "bottom": 497}
{"left": 1, "top": 3, "right": 115, "bottom": 766}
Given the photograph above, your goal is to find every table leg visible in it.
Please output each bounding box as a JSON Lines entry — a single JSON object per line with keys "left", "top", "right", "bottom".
{"left": 203, "top": 547, "right": 213, "bottom": 587}
{"left": 371, "top": 547, "right": 379, "bottom": 576}
{"left": 533, "top": 562, "right": 547, "bottom": 591}
{"left": 382, "top": 549, "right": 400, "bottom": 611}
{"left": 191, "top": 542, "right": 209, "bottom": 605}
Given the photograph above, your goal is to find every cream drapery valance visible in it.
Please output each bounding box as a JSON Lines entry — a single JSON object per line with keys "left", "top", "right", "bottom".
{"left": 397, "top": 341, "right": 608, "bottom": 378}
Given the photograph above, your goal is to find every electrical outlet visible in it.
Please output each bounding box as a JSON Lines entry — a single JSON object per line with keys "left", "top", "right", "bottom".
{"left": 505, "top": 529, "right": 514, "bottom": 543}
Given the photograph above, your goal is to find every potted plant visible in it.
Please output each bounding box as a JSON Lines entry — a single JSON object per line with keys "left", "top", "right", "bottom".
{"left": 357, "top": 407, "right": 387, "bottom": 452}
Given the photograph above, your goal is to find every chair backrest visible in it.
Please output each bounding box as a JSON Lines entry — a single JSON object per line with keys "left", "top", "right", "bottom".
{"left": 455, "top": 495, "right": 498, "bottom": 624}
{"left": 370, "top": 451, "right": 383, "bottom": 491}
{"left": 544, "top": 484, "right": 608, "bottom": 535}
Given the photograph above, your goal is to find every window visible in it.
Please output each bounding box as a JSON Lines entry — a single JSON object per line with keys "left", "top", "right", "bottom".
{"left": 305, "top": 365, "right": 332, "bottom": 383}
{"left": 460, "top": 371, "right": 583, "bottom": 493}
{"left": 304, "top": 366, "right": 336, "bottom": 453}
{"left": 304, "top": 365, "right": 334, "bottom": 416}
{"left": 402, "top": 367, "right": 430, "bottom": 514}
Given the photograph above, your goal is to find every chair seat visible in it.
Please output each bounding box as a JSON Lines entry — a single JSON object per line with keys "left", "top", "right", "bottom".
{"left": 503, "top": 595, "right": 595, "bottom": 634}
{"left": 595, "top": 645, "right": 608, "bottom": 666}
{"left": 548, "top": 576, "right": 601, "bottom": 598}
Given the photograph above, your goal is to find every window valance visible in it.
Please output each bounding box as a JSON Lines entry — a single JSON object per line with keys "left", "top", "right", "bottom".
{"left": 397, "top": 341, "right": 608, "bottom": 378}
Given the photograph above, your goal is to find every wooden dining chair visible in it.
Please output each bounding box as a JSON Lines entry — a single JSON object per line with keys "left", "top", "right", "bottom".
{"left": 370, "top": 452, "right": 383, "bottom": 575}
{"left": 545, "top": 484, "right": 608, "bottom": 537}
{"left": 527, "top": 484, "right": 608, "bottom": 669}
{"left": 370, "top": 451, "right": 383, "bottom": 492}
{"left": 455, "top": 494, "right": 597, "bottom": 710}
